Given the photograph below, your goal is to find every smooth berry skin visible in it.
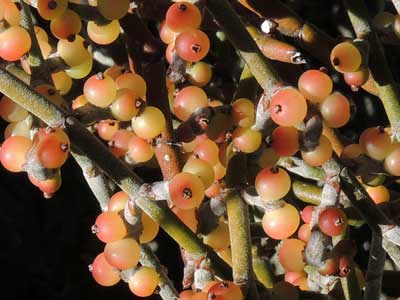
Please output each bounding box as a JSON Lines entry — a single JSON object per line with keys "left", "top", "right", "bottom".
{"left": 318, "top": 207, "right": 348, "bottom": 237}
{"left": 270, "top": 87, "right": 307, "bottom": 127}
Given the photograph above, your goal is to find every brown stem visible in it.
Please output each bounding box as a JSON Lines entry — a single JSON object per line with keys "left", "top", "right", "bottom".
{"left": 236, "top": 0, "right": 336, "bottom": 64}
{"left": 142, "top": 62, "right": 182, "bottom": 180}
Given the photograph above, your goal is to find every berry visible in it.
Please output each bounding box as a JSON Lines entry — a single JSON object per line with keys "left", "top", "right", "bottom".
{"left": 91, "top": 252, "right": 120, "bottom": 286}
{"left": 169, "top": 172, "right": 205, "bottom": 209}
{"left": 298, "top": 69, "right": 333, "bottom": 103}
{"left": 262, "top": 202, "right": 300, "bottom": 240}
{"left": 318, "top": 207, "right": 348, "bottom": 236}
{"left": 128, "top": 266, "right": 159, "bottom": 297}
{"left": 270, "top": 87, "right": 307, "bottom": 127}
{"left": 255, "top": 167, "right": 291, "bottom": 202}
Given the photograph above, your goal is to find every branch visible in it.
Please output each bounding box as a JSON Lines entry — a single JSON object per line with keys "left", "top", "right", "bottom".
{"left": 0, "top": 67, "right": 232, "bottom": 280}
{"left": 343, "top": 0, "right": 400, "bottom": 140}
{"left": 247, "top": 26, "right": 306, "bottom": 64}
{"left": 139, "top": 244, "right": 179, "bottom": 300}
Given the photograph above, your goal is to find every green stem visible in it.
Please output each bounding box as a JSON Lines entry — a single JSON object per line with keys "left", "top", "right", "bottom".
{"left": 251, "top": 246, "right": 274, "bottom": 288}
{"left": 226, "top": 191, "right": 255, "bottom": 294}
{"left": 278, "top": 157, "right": 325, "bottom": 182}
{"left": 224, "top": 153, "right": 257, "bottom": 296}
{"left": 70, "top": 148, "right": 114, "bottom": 211}
{"left": 234, "top": 65, "right": 259, "bottom": 102}
{"left": 291, "top": 180, "right": 322, "bottom": 205}
{"left": 139, "top": 244, "right": 179, "bottom": 300}
{"left": 343, "top": 0, "right": 400, "bottom": 139}
{"left": 205, "top": 0, "right": 282, "bottom": 94}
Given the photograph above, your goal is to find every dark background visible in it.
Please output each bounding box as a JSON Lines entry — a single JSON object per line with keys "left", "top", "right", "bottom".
{"left": 0, "top": 157, "right": 183, "bottom": 300}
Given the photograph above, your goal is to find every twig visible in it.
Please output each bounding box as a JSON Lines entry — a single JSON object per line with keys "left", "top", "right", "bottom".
{"left": 236, "top": 0, "right": 335, "bottom": 65}
{"left": 70, "top": 148, "right": 114, "bottom": 211}
{"left": 73, "top": 104, "right": 112, "bottom": 125}
{"left": 278, "top": 156, "right": 326, "bottom": 182}
{"left": 251, "top": 246, "right": 274, "bottom": 289}
{"left": 339, "top": 167, "right": 388, "bottom": 300}
{"left": 224, "top": 153, "right": 255, "bottom": 297}
{"left": 292, "top": 180, "right": 322, "bottom": 205}
{"left": 206, "top": 0, "right": 282, "bottom": 95}
{"left": 247, "top": 26, "right": 306, "bottom": 64}
{"left": 340, "top": 268, "right": 363, "bottom": 300}
{"left": 339, "top": 167, "right": 392, "bottom": 226}
{"left": 364, "top": 232, "right": 385, "bottom": 300}
{"left": 236, "top": 0, "right": 381, "bottom": 97}
{"left": 143, "top": 62, "right": 181, "bottom": 180}
{"left": 139, "top": 244, "right": 179, "bottom": 300}
{"left": 343, "top": 0, "right": 400, "bottom": 140}
{"left": 322, "top": 125, "right": 344, "bottom": 156}
{"left": 18, "top": 0, "right": 53, "bottom": 86}
{"left": 233, "top": 64, "right": 259, "bottom": 101}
